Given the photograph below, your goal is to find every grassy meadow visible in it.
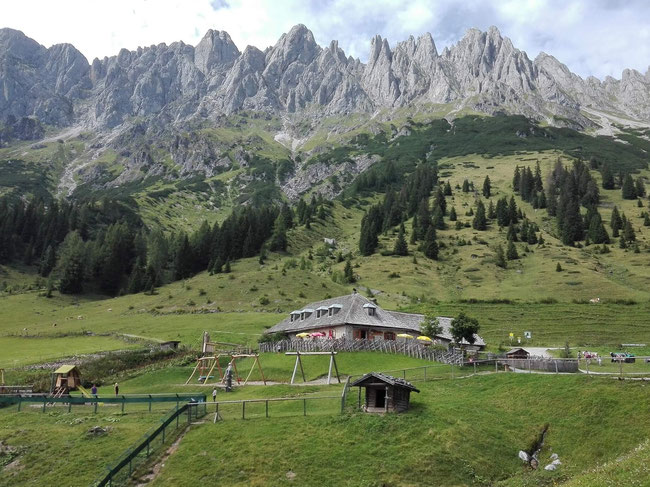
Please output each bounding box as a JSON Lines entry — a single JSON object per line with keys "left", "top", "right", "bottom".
{"left": 147, "top": 374, "right": 650, "bottom": 487}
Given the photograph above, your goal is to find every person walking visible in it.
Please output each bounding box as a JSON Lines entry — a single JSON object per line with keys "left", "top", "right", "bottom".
{"left": 212, "top": 387, "right": 218, "bottom": 411}
{"left": 91, "top": 384, "right": 98, "bottom": 396}
{"left": 114, "top": 382, "right": 119, "bottom": 396}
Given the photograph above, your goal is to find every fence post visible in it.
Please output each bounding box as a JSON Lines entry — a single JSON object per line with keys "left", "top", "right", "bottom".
{"left": 94, "top": 399, "right": 98, "bottom": 414}
{"left": 121, "top": 396, "right": 125, "bottom": 413}
{"left": 149, "top": 395, "right": 152, "bottom": 413}
{"left": 68, "top": 401, "right": 72, "bottom": 413}
{"left": 303, "top": 398, "right": 306, "bottom": 416}
{"left": 473, "top": 362, "right": 477, "bottom": 375}
{"left": 43, "top": 399, "right": 46, "bottom": 413}
{"left": 242, "top": 401, "right": 245, "bottom": 420}
{"left": 17, "top": 397, "right": 21, "bottom": 412}
{"left": 266, "top": 400, "right": 269, "bottom": 418}
{"left": 424, "top": 367, "right": 427, "bottom": 382}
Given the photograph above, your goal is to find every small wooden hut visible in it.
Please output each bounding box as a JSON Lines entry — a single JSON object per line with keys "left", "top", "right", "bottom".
{"left": 52, "top": 365, "right": 81, "bottom": 395}
{"left": 505, "top": 348, "right": 530, "bottom": 359}
{"left": 351, "top": 372, "right": 419, "bottom": 413}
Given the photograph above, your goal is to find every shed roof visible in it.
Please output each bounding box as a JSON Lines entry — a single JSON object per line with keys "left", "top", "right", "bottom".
{"left": 54, "top": 365, "right": 78, "bottom": 374}
{"left": 506, "top": 348, "right": 530, "bottom": 355}
{"left": 350, "top": 372, "right": 420, "bottom": 392}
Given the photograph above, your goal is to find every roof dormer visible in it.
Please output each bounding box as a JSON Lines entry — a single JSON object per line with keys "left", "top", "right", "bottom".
{"left": 300, "top": 308, "right": 314, "bottom": 321}
{"left": 363, "top": 303, "right": 377, "bottom": 316}
{"left": 328, "top": 304, "right": 342, "bottom": 317}
{"left": 316, "top": 306, "right": 328, "bottom": 318}
{"left": 289, "top": 310, "right": 300, "bottom": 322}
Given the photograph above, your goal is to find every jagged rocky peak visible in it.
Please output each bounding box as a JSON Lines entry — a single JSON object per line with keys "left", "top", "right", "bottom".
{"left": 0, "top": 28, "right": 45, "bottom": 63}
{"left": 194, "top": 29, "right": 240, "bottom": 74}
{"left": 1, "top": 24, "right": 650, "bottom": 129}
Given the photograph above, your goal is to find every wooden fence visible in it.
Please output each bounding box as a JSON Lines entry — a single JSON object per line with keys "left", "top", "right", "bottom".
{"left": 260, "top": 338, "right": 463, "bottom": 364}
{"left": 497, "top": 357, "right": 579, "bottom": 373}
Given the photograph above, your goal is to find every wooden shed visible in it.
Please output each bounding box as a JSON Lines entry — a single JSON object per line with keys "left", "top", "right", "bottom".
{"left": 351, "top": 372, "right": 419, "bottom": 413}
{"left": 505, "top": 348, "right": 530, "bottom": 359}
{"left": 52, "top": 365, "right": 81, "bottom": 394}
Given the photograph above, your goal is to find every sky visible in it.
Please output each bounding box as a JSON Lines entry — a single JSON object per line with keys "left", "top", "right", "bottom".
{"left": 3, "top": 0, "right": 649, "bottom": 80}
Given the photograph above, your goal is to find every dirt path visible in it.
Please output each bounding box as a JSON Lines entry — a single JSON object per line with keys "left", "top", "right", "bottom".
{"left": 135, "top": 424, "right": 192, "bottom": 486}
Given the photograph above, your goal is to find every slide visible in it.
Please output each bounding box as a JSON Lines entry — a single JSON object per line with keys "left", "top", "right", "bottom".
{"left": 77, "top": 385, "right": 92, "bottom": 398}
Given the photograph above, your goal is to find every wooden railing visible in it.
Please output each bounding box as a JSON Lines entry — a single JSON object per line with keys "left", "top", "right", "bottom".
{"left": 260, "top": 338, "right": 463, "bottom": 364}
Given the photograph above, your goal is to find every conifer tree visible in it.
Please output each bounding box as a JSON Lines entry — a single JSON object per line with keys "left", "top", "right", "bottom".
{"left": 496, "top": 197, "right": 509, "bottom": 227}
{"left": 462, "top": 179, "right": 470, "bottom": 192}
{"left": 393, "top": 224, "right": 409, "bottom": 256}
{"left": 512, "top": 166, "right": 521, "bottom": 192}
{"left": 635, "top": 177, "right": 646, "bottom": 197}
{"left": 472, "top": 200, "right": 487, "bottom": 230}
{"left": 431, "top": 206, "right": 445, "bottom": 230}
{"left": 622, "top": 219, "right": 636, "bottom": 242}
{"left": 587, "top": 212, "right": 610, "bottom": 244}
{"left": 444, "top": 181, "right": 452, "bottom": 196}
{"left": 269, "top": 213, "right": 288, "bottom": 251}
{"left": 601, "top": 164, "right": 615, "bottom": 189}
{"left": 343, "top": 257, "right": 356, "bottom": 283}
{"left": 508, "top": 197, "right": 519, "bottom": 224}
{"left": 506, "top": 240, "right": 519, "bottom": 260}
{"left": 57, "top": 231, "right": 86, "bottom": 294}
{"left": 622, "top": 174, "right": 637, "bottom": 200}
{"left": 449, "top": 207, "right": 457, "bottom": 221}
{"left": 610, "top": 206, "right": 622, "bottom": 237}
{"left": 482, "top": 176, "right": 491, "bottom": 198}
{"left": 487, "top": 200, "right": 496, "bottom": 219}
{"left": 494, "top": 244, "right": 507, "bottom": 268}
{"left": 422, "top": 226, "right": 439, "bottom": 260}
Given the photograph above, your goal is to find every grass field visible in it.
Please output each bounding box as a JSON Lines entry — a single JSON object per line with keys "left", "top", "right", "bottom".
{"left": 146, "top": 374, "right": 650, "bottom": 487}
{"left": 0, "top": 407, "right": 164, "bottom": 487}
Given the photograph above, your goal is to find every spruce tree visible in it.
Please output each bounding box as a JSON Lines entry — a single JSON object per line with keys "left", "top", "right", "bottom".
{"left": 422, "top": 226, "right": 438, "bottom": 260}
{"left": 635, "top": 177, "right": 646, "bottom": 197}
{"left": 444, "top": 181, "right": 452, "bottom": 196}
{"left": 482, "top": 176, "right": 491, "bottom": 198}
{"left": 487, "top": 200, "right": 496, "bottom": 219}
{"left": 506, "top": 241, "right": 519, "bottom": 260}
{"left": 57, "top": 231, "right": 86, "bottom": 294}
{"left": 610, "top": 206, "right": 622, "bottom": 236}
{"left": 644, "top": 213, "right": 650, "bottom": 227}
{"left": 601, "top": 164, "right": 615, "bottom": 189}
{"left": 556, "top": 262, "right": 563, "bottom": 272}
{"left": 410, "top": 213, "right": 418, "bottom": 244}
{"left": 622, "top": 220, "right": 636, "bottom": 242}
{"left": 432, "top": 206, "right": 445, "bottom": 230}
{"left": 622, "top": 174, "right": 637, "bottom": 200}
{"left": 462, "top": 179, "right": 470, "bottom": 192}
{"left": 39, "top": 244, "right": 56, "bottom": 277}
{"left": 393, "top": 224, "right": 409, "bottom": 256}
{"left": 512, "top": 166, "right": 521, "bottom": 192}
{"left": 472, "top": 200, "right": 487, "bottom": 230}
{"left": 587, "top": 212, "right": 610, "bottom": 244}
{"left": 494, "top": 244, "right": 507, "bottom": 269}
{"left": 343, "top": 257, "right": 356, "bottom": 283}
{"left": 449, "top": 207, "right": 457, "bottom": 221}
{"left": 269, "top": 213, "right": 288, "bottom": 251}
{"left": 507, "top": 223, "right": 518, "bottom": 242}
{"left": 496, "top": 197, "right": 509, "bottom": 227}
{"left": 508, "top": 197, "right": 519, "bottom": 224}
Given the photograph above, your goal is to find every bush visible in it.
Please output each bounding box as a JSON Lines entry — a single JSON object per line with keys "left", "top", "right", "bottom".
{"left": 259, "top": 296, "right": 270, "bottom": 305}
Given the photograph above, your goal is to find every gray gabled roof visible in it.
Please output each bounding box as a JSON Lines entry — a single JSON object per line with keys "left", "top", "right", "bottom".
{"left": 265, "top": 294, "right": 486, "bottom": 347}
{"left": 266, "top": 294, "right": 421, "bottom": 334}
{"left": 350, "top": 372, "right": 420, "bottom": 392}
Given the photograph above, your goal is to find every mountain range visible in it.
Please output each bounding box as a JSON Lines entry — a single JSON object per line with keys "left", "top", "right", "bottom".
{"left": 2, "top": 24, "right": 650, "bottom": 131}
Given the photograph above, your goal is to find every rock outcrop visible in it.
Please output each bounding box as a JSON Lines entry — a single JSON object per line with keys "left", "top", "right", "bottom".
{"left": 1, "top": 24, "right": 649, "bottom": 130}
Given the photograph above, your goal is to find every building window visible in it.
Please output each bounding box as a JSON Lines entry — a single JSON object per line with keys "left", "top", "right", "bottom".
{"left": 384, "top": 332, "right": 395, "bottom": 341}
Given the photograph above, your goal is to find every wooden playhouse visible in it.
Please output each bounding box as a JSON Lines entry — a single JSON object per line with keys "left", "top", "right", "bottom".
{"left": 52, "top": 365, "right": 81, "bottom": 396}
{"left": 351, "top": 372, "right": 420, "bottom": 413}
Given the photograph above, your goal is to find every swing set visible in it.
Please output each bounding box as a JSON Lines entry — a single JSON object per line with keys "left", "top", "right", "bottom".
{"left": 286, "top": 351, "right": 341, "bottom": 385}
{"left": 185, "top": 332, "right": 266, "bottom": 386}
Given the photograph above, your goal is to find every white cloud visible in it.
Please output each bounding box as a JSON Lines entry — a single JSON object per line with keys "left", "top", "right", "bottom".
{"left": 2, "top": 0, "right": 649, "bottom": 79}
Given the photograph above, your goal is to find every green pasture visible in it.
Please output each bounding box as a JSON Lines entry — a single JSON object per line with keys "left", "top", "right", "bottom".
{"left": 0, "top": 335, "right": 139, "bottom": 368}
{"left": 0, "top": 408, "right": 162, "bottom": 487}
{"left": 149, "top": 374, "right": 650, "bottom": 487}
